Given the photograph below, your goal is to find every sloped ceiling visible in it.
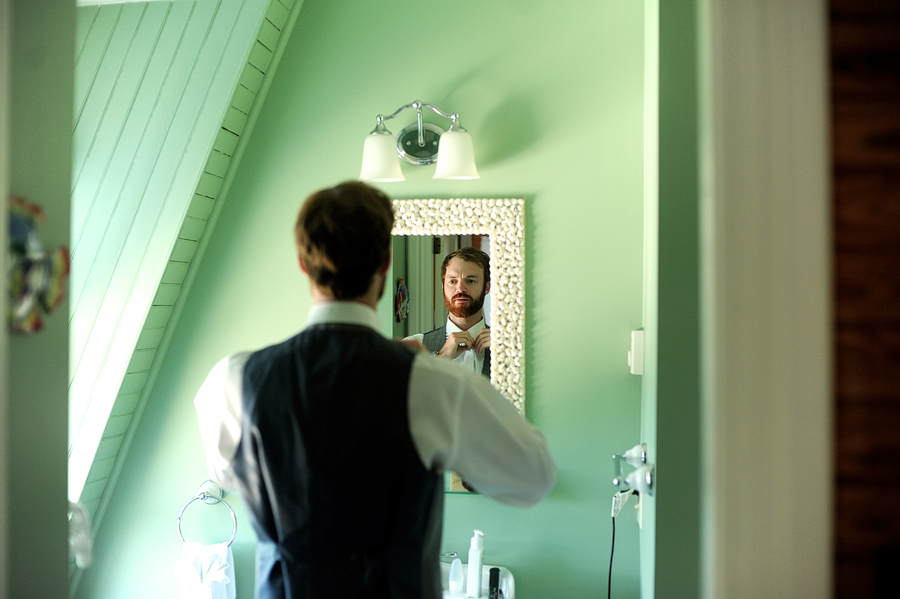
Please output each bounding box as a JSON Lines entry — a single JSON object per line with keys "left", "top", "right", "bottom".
{"left": 68, "top": 0, "right": 300, "bottom": 540}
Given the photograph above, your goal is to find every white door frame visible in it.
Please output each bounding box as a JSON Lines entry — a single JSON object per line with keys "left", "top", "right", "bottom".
{"left": 647, "top": 1, "right": 832, "bottom": 597}
{"left": 700, "top": 0, "right": 832, "bottom": 596}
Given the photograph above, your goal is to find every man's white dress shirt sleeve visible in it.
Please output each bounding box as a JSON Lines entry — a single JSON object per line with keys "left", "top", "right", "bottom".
{"left": 193, "top": 352, "right": 251, "bottom": 491}
{"left": 407, "top": 353, "right": 556, "bottom": 507}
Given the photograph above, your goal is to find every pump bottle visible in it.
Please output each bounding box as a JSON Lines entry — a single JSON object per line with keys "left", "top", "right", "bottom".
{"left": 466, "top": 530, "right": 484, "bottom": 598}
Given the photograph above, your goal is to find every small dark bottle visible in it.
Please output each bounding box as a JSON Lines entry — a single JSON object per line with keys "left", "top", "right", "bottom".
{"left": 488, "top": 567, "right": 500, "bottom": 599}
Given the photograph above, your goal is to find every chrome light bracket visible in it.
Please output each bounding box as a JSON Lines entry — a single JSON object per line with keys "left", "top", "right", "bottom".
{"left": 370, "top": 100, "right": 465, "bottom": 166}
{"left": 397, "top": 122, "right": 442, "bottom": 165}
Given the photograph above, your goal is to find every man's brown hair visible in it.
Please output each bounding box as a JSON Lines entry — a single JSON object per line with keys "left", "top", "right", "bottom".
{"left": 294, "top": 181, "right": 394, "bottom": 299}
{"left": 440, "top": 246, "right": 491, "bottom": 285}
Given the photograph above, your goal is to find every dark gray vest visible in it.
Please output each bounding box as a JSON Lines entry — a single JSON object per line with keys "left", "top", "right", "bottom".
{"left": 232, "top": 324, "right": 442, "bottom": 599}
{"left": 422, "top": 326, "right": 491, "bottom": 378}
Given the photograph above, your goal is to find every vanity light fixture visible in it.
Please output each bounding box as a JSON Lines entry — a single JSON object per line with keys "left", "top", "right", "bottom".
{"left": 359, "top": 100, "right": 480, "bottom": 182}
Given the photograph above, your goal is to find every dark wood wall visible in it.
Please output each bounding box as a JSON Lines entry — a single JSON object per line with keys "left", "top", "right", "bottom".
{"left": 831, "top": 1, "right": 900, "bottom": 596}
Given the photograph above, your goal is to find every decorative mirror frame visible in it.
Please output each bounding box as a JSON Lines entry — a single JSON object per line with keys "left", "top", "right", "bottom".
{"left": 392, "top": 198, "right": 526, "bottom": 414}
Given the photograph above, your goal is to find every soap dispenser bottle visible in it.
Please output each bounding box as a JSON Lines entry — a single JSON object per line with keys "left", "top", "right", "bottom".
{"left": 466, "top": 530, "right": 484, "bottom": 598}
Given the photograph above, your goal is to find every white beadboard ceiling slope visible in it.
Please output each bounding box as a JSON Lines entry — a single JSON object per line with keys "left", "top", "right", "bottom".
{"left": 68, "top": 0, "right": 300, "bottom": 531}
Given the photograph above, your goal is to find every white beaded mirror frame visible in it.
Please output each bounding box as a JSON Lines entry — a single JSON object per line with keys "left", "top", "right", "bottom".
{"left": 392, "top": 198, "right": 526, "bottom": 414}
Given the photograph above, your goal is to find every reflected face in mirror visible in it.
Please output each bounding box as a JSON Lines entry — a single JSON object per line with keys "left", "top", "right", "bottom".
{"left": 442, "top": 253, "right": 491, "bottom": 324}
{"left": 443, "top": 258, "right": 489, "bottom": 319}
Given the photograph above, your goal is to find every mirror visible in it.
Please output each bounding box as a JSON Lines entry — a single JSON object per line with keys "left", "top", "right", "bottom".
{"left": 391, "top": 198, "right": 525, "bottom": 414}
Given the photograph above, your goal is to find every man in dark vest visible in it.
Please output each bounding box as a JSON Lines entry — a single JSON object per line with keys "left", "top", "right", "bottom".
{"left": 193, "top": 181, "right": 556, "bottom": 599}
{"left": 405, "top": 247, "right": 492, "bottom": 378}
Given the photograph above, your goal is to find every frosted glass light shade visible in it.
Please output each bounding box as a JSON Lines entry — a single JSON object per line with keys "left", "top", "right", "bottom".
{"left": 433, "top": 130, "right": 479, "bottom": 179}
{"left": 359, "top": 131, "right": 404, "bottom": 181}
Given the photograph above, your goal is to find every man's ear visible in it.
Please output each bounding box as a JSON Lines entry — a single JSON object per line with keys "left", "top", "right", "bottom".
{"left": 298, "top": 253, "right": 309, "bottom": 275}
{"left": 484, "top": 280, "right": 491, "bottom": 295}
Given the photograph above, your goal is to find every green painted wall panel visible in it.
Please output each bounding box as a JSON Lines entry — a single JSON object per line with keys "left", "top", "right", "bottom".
{"left": 214, "top": 127, "right": 240, "bottom": 155}
{"left": 653, "top": 1, "right": 702, "bottom": 597}
{"left": 109, "top": 392, "right": 139, "bottom": 418}
{"left": 110, "top": 392, "right": 139, "bottom": 417}
{"left": 197, "top": 172, "right": 224, "bottom": 198}
{"left": 266, "top": 0, "right": 289, "bottom": 29}
{"left": 231, "top": 83, "right": 256, "bottom": 113}
{"left": 126, "top": 348, "right": 156, "bottom": 373}
{"left": 205, "top": 149, "right": 232, "bottom": 177}
{"left": 258, "top": 18, "right": 280, "bottom": 50}
{"left": 179, "top": 215, "right": 207, "bottom": 241}
{"left": 145, "top": 305, "right": 173, "bottom": 328}
{"left": 171, "top": 238, "right": 199, "bottom": 263}
{"left": 161, "top": 261, "right": 189, "bottom": 285}
{"left": 95, "top": 437, "right": 123, "bottom": 462}
{"left": 153, "top": 282, "right": 181, "bottom": 306}
{"left": 239, "top": 62, "right": 265, "bottom": 92}
{"left": 248, "top": 40, "right": 274, "bottom": 72}
{"left": 119, "top": 371, "right": 149, "bottom": 395}
{"left": 81, "top": 478, "right": 107, "bottom": 503}
{"left": 136, "top": 326, "right": 165, "bottom": 350}
{"left": 80, "top": 1, "right": 646, "bottom": 597}
{"left": 86, "top": 457, "right": 115, "bottom": 483}
{"left": 102, "top": 414, "right": 131, "bottom": 438}
{"left": 222, "top": 105, "right": 249, "bottom": 135}
{"left": 187, "top": 193, "right": 215, "bottom": 219}
{"left": 4, "top": 1, "right": 73, "bottom": 596}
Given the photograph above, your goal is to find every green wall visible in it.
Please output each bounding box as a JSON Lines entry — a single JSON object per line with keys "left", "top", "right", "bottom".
{"left": 654, "top": 1, "right": 702, "bottom": 596}
{"left": 78, "top": 1, "right": 647, "bottom": 597}
{"left": 3, "top": 1, "right": 72, "bottom": 597}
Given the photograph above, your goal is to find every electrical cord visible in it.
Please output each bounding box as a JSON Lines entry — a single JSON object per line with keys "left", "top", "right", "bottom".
{"left": 608, "top": 489, "right": 634, "bottom": 598}
{"left": 608, "top": 515, "right": 615, "bottom": 599}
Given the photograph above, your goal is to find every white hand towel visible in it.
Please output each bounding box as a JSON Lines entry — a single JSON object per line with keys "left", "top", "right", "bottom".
{"left": 174, "top": 541, "right": 236, "bottom": 599}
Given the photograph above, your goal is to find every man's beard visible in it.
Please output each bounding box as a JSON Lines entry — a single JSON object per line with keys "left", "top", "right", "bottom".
{"left": 444, "top": 289, "right": 486, "bottom": 319}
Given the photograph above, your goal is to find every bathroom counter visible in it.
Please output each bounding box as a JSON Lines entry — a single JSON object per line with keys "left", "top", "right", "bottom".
{"left": 440, "top": 561, "right": 515, "bottom": 599}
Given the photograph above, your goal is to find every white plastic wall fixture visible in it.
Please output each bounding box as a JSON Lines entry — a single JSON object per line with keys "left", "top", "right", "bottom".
{"left": 628, "top": 329, "right": 645, "bottom": 375}
{"left": 625, "top": 465, "right": 654, "bottom": 496}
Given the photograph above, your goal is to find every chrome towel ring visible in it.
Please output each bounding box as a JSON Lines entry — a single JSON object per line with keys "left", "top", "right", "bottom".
{"left": 176, "top": 480, "right": 237, "bottom": 547}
